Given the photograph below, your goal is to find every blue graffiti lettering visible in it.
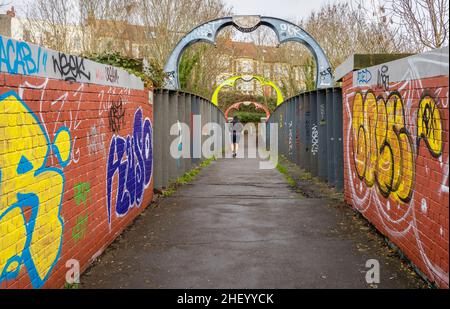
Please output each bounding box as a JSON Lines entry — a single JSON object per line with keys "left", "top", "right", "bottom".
{"left": 0, "top": 36, "right": 47, "bottom": 75}
{"left": 106, "top": 108, "right": 153, "bottom": 225}
{"left": 357, "top": 69, "right": 372, "bottom": 84}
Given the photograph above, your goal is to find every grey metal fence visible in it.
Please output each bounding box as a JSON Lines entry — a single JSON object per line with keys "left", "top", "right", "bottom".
{"left": 153, "top": 89, "right": 226, "bottom": 189}
{"left": 268, "top": 87, "right": 344, "bottom": 190}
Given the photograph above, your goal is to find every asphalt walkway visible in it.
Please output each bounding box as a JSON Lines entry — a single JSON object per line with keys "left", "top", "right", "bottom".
{"left": 81, "top": 151, "right": 425, "bottom": 288}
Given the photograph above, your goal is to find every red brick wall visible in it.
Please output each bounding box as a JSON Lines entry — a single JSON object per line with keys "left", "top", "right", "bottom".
{"left": 342, "top": 72, "right": 449, "bottom": 288}
{"left": 0, "top": 73, "right": 153, "bottom": 288}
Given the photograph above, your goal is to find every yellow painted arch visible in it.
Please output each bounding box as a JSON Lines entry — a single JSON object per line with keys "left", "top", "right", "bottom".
{"left": 212, "top": 75, "right": 284, "bottom": 106}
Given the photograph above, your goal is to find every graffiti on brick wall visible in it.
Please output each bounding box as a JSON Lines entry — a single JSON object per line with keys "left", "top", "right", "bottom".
{"left": 0, "top": 66, "right": 151, "bottom": 288}
{"left": 357, "top": 69, "right": 372, "bottom": 84}
{"left": 18, "top": 78, "right": 84, "bottom": 164}
{"left": 107, "top": 108, "right": 153, "bottom": 226}
{"left": 95, "top": 66, "right": 120, "bottom": 84}
{"left": 52, "top": 52, "right": 91, "bottom": 82}
{"left": 0, "top": 91, "right": 71, "bottom": 288}
{"left": 376, "top": 65, "right": 389, "bottom": 90}
{"left": 87, "top": 121, "right": 107, "bottom": 157}
{"left": 0, "top": 37, "right": 48, "bottom": 75}
{"left": 72, "top": 183, "right": 91, "bottom": 242}
{"left": 98, "top": 87, "right": 131, "bottom": 116}
{"left": 352, "top": 91, "right": 415, "bottom": 202}
{"left": 0, "top": 36, "right": 143, "bottom": 89}
{"left": 346, "top": 79, "right": 449, "bottom": 287}
{"left": 417, "top": 95, "right": 443, "bottom": 157}
{"left": 108, "top": 98, "right": 126, "bottom": 133}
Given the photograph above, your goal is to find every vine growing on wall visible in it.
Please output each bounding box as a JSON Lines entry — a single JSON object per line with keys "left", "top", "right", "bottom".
{"left": 84, "top": 52, "right": 167, "bottom": 88}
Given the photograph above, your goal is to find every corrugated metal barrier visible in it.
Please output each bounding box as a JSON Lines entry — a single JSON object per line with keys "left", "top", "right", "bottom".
{"left": 268, "top": 88, "right": 344, "bottom": 190}
{"left": 153, "top": 89, "right": 226, "bottom": 189}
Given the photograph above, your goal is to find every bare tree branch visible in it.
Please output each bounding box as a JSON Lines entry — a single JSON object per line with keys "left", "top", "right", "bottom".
{"left": 384, "top": 0, "right": 449, "bottom": 50}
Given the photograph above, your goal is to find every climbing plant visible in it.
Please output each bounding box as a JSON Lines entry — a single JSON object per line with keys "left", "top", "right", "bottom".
{"left": 179, "top": 49, "right": 202, "bottom": 90}
{"left": 218, "top": 92, "right": 277, "bottom": 113}
{"left": 301, "top": 56, "right": 316, "bottom": 91}
{"left": 84, "top": 52, "right": 167, "bottom": 88}
{"left": 232, "top": 111, "right": 266, "bottom": 123}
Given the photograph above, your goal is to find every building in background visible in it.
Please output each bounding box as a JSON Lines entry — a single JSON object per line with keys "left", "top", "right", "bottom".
{"left": 1, "top": 7, "right": 159, "bottom": 59}
{"left": 0, "top": 7, "right": 24, "bottom": 39}
{"left": 0, "top": 6, "right": 83, "bottom": 54}
{"left": 1, "top": 6, "right": 309, "bottom": 98}
{"left": 216, "top": 39, "right": 308, "bottom": 97}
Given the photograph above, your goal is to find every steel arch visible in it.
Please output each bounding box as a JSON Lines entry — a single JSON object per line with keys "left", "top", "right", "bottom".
{"left": 164, "top": 15, "right": 333, "bottom": 90}
{"left": 212, "top": 74, "right": 284, "bottom": 106}
{"left": 224, "top": 101, "right": 271, "bottom": 120}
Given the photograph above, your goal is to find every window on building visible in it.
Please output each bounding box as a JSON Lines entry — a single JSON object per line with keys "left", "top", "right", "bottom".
{"left": 23, "top": 29, "right": 31, "bottom": 42}
{"left": 242, "top": 81, "right": 254, "bottom": 92}
{"left": 264, "top": 64, "right": 271, "bottom": 78}
{"left": 273, "top": 63, "right": 282, "bottom": 79}
{"left": 294, "top": 67, "right": 301, "bottom": 81}
{"left": 240, "top": 59, "right": 253, "bottom": 73}
{"left": 132, "top": 44, "right": 140, "bottom": 58}
{"left": 282, "top": 65, "right": 289, "bottom": 78}
{"left": 220, "top": 56, "right": 230, "bottom": 69}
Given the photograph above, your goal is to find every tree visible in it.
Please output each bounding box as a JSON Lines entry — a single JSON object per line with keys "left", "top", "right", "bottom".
{"left": 79, "top": 0, "right": 141, "bottom": 56}
{"left": 24, "top": 0, "right": 81, "bottom": 53}
{"left": 23, "top": 0, "right": 142, "bottom": 55}
{"left": 138, "top": 0, "right": 232, "bottom": 65}
{"left": 86, "top": 51, "right": 167, "bottom": 87}
{"left": 299, "top": 57, "right": 316, "bottom": 92}
{"left": 381, "top": 0, "right": 449, "bottom": 50}
{"left": 301, "top": 1, "right": 415, "bottom": 71}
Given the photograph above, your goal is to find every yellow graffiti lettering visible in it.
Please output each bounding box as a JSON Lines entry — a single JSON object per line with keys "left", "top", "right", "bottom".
{"left": 418, "top": 95, "right": 442, "bottom": 157}
{"left": 352, "top": 92, "right": 367, "bottom": 179}
{"left": 0, "top": 91, "right": 71, "bottom": 288}
{"left": 352, "top": 91, "right": 414, "bottom": 203}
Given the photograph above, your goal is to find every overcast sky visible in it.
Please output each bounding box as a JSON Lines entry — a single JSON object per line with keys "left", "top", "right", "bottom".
{"left": 224, "top": 0, "right": 336, "bottom": 22}
{"left": 5, "top": 0, "right": 337, "bottom": 21}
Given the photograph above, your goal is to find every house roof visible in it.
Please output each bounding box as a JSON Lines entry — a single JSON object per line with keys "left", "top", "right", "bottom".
{"left": 221, "top": 39, "right": 294, "bottom": 64}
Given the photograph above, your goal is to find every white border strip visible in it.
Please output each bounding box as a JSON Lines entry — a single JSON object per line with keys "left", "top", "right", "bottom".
{"left": 0, "top": 35, "right": 144, "bottom": 90}
{"left": 353, "top": 46, "right": 449, "bottom": 87}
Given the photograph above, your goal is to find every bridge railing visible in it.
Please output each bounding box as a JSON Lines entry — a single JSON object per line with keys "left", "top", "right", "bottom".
{"left": 267, "top": 88, "right": 344, "bottom": 190}
{"left": 153, "top": 89, "right": 226, "bottom": 189}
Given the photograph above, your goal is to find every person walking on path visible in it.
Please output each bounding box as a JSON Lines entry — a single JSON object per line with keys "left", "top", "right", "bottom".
{"left": 229, "top": 116, "right": 243, "bottom": 158}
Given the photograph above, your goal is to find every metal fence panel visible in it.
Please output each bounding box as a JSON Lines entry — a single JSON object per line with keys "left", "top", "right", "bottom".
{"left": 310, "top": 91, "right": 318, "bottom": 177}
{"left": 268, "top": 87, "right": 343, "bottom": 189}
{"left": 153, "top": 89, "right": 163, "bottom": 189}
{"left": 333, "top": 88, "right": 344, "bottom": 191}
{"left": 326, "top": 88, "right": 335, "bottom": 186}
{"left": 298, "top": 93, "right": 306, "bottom": 169}
{"left": 317, "top": 89, "right": 328, "bottom": 182}
{"left": 294, "top": 96, "right": 300, "bottom": 166}
{"left": 185, "top": 94, "right": 192, "bottom": 172}
{"left": 178, "top": 93, "right": 186, "bottom": 177}
{"left": 304, "top": 92, "right": 311, "bottom": 172}
{"left": 162, "top": 90, "right": 170, "bottom": 188}
{"left": 168, "top": 92, "right": 178, "bottom": 182}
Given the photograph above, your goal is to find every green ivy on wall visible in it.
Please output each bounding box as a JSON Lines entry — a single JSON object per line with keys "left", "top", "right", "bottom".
{"left": 84, "top": 52, "right": 167, "bottom": 88}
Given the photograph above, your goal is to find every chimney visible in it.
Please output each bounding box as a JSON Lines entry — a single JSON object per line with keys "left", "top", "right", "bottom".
{"left": 6, "top": 6, "right": 16, "bottom": 18}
